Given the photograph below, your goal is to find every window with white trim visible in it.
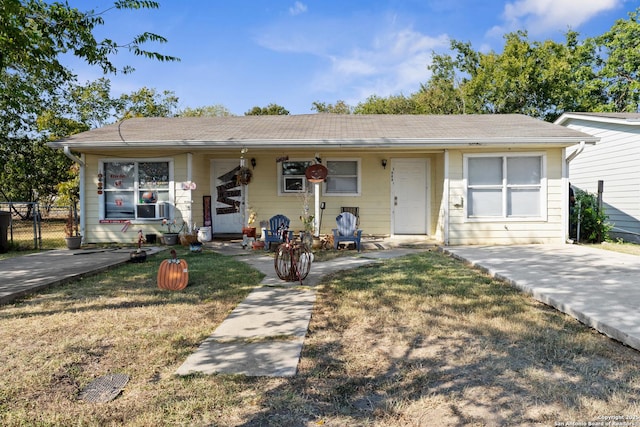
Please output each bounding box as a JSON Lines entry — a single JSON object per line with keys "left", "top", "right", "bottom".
{"left": 465, "top": 154, "right": 545, "bottom": 219}
{"left": 279, "top": 160, "right": 311, "bottom": 194}
{"left": 325, "top": 159, "right": 360, "bottom": 195}
{"left": 101, "top": 160, "right": 172, "bottom": 220}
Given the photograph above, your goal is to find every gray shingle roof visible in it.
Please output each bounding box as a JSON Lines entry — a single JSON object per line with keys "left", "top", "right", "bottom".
{"left": 52, "top": 114, "right": 597, "bottom": 149}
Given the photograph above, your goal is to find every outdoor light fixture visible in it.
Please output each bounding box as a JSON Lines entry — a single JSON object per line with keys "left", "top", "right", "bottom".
{"left": 381, "top": 159, "right": 387, "bottom": 169}
{"left": 251, "top": 158, "right": 256, "bottom": 169}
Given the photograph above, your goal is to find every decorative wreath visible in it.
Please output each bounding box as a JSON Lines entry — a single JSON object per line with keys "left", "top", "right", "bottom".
{"left": 236, "top": 166, "right": 253, "bottom": 185}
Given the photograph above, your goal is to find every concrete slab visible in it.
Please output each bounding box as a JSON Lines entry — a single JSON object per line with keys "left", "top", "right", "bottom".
{"left": 211, "top": 287, "right": 316, "bottom": 339}
{"left": 176, "top": 286, "right": 316, "bottom": 377}
{"left": 175, "top": 338, "right": 305, "bottom": 377}
{"left": 444, "top": 244, "right": 640, "bottom": 351}
{"left": 0, "top": 246, "right": 165, "bottom": 304}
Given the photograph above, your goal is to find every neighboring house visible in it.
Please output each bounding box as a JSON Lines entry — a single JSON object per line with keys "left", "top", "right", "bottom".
{"left": 48, "top": 114, "right": 597, "bottom": 246}
{"left": 556, "top": 112, "right": 640, "bottom": 243}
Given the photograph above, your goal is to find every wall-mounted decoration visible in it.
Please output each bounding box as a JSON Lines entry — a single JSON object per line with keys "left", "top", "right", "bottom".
{"left": 182, "top": 181, "right": 197, "bottom": 190}
{"left": 216, "top": 166, "right": 241, "bottom": 215}
{"left": 203, "top": 195, "right": 212, "bottom": 226}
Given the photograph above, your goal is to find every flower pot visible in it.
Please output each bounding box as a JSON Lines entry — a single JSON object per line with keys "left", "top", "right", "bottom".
{"left": 301, "top": 231, "right": 313, "bottom": 249}
{"left": 65, "top": 236, "right": 82, "bottom": 250}
{"left": 242, "top": 227, "right": 257, "bottom": 238}
{"left": 162, "top": 233, "right": 179, "bottom": 245}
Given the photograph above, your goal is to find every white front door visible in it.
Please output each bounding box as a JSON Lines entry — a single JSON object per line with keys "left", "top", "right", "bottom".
{"left": 392, "top": 158, "right": 429, "bottom": 235}
{"left": 211, "top": 159, "right": 243, "bottom": 233}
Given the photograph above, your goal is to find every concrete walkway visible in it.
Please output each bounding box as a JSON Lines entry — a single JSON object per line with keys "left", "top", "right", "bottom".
{"left": 0, "top": 246, "right": 164, "bottom": 304}
{"left": 175, "top": 243, "right": 423, "bottom": 377}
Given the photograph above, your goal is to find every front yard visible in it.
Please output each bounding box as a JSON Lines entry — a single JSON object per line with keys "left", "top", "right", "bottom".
{"left": 1, "top": 245, "right": 639, "bottom": 425}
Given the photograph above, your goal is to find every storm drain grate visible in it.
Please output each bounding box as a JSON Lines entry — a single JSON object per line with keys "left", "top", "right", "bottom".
{"left": 78, "top": 373, "right": 130, "bottom": 403}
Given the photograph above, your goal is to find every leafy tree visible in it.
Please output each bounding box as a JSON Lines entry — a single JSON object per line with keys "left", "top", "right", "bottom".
{"left": 0, "top": 1, "right": 178, "bottom": 207}
{"left": 354, "top": 94, "right": 416, "bottom": 114}
{"left": 244, "top": 103, "right": 289, "bottom": 115}
{"left": 311, "top": 100, "right": 352, "bottom": 114}
{"left": 68, "top": 78, "right": 119, "bottom": 128}
{"left": 36, "top": 78, "right": 117, "bottom": 139}
{"left": 0, "top": 137, "right": 70, "bottom": 214}
{"left": 1, "top": 0, "right": 179, "bottom": 135}
{"left": 19, "top": 79, "right": 120, "bottom": 211}
{"left": 411, "top": 53, "right": 466, "bottom": 114}
{"left": 424, "top": 30, "right": 612, "bottom": 121}
{"left": 116, "top": 87, "right": 179, "bottom": 119}
{"left": 178, "top": 105, "right": 234, "bottom": 117}
{"left": 594, "top": 8, "right": 640, "bottom": 112}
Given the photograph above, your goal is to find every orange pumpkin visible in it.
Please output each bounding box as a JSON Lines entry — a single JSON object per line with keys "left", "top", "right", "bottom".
{"left": 157, "top": 250, "right": 189, "bottom": 290}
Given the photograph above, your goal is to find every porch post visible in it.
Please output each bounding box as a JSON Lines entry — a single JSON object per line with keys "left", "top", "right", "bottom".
{"left": 314, "top": 182, "right": 320, "bottom": 236}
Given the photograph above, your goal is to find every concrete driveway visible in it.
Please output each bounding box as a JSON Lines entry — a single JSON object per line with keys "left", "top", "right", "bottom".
{"left": 443, "top": 244, "right": 640, "bottom": 351}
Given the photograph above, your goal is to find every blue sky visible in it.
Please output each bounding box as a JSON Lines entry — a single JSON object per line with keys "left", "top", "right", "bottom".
{"left": 67, "top": 0, "right": 636, "bottom": 115}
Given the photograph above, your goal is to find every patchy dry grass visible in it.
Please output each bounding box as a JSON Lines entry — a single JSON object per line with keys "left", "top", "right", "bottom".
{"left": 596, "top": 241, "right": 640, "bottom": 256}
{"left": 1, "top": 247, "right": 640, "bottom": 426}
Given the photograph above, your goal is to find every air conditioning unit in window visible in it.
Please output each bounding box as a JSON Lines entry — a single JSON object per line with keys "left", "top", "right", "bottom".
{"left": 136, "top": 202, "right": 167, "bottom": 219}
{"left": 283, "top": 176, "right": 306, "bottom": 193}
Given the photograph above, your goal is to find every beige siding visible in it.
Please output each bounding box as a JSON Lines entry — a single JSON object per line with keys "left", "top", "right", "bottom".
{"left": 446, "top": 148, "right": 565, "bottom": 245}
{"left": 189, "top": 152, "right": 210, "bottom": 228}
{"left": 80, "top": 147, "right": 565, "bottom": 245}
{"left": 244, "top": 151, "right": 393, "bottom": 236}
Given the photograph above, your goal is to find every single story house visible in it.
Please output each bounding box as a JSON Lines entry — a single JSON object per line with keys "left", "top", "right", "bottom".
{"left": 556, "top": 112, "right": 640, "bottom": 243}
{"left": 48, "top": 114, "right": 598, "bottom": 246}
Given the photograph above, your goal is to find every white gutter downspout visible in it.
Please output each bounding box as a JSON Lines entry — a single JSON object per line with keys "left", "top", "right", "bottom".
{"left": 564, "top": 141, "right": 586, "bottom": 242}
{"left": 566, "top": 141, "right": 585, "bottom": 163}
{"left": 63, "top": 146, "right": 84, "bottom": 166}
{"left": 443, "top": 149, "right": 450, "bottom": 246}
{"left": 63, "top": 146, "right": 85, "bottom": 241}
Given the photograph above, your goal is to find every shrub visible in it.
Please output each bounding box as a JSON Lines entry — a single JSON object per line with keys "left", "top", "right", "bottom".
{"left": 571, "top": 189, "right": 612, "bottom": 243}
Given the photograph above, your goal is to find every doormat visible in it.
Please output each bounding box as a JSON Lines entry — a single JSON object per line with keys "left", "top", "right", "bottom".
{"left": 78, "top": 373, "right": 129, "bottom": 403}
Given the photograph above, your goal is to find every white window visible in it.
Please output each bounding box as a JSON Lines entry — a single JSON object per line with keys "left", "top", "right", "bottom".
{"left": 101, "top": 160, "right": 172, "bottom": 220}
{"left": 279, "top": 160, "right": 311, "bottom": 194}
{"left": 325, "top": 159, "right": 360, "bottom": 195}
{"left": 465, "top": 154, "right": 545, "bottom": 219}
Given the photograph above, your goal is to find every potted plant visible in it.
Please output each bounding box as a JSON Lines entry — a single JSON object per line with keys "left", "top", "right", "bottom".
{"left": 64, "top": 208, "right": 82, "bottom": 249}
{"left": 299, "top": 190, "right": 315, "bottom": 249}
{"left": 242, "top": 207, "right": 257, "bottom": 238}
{"left": 57, "top": 170, "right": 82, "bottom": 249}
{"left": 162, "top": 218, "right": 180, "bottom": 245}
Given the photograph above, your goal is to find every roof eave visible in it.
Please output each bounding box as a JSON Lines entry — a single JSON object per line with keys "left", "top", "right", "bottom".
{"left": 556, "top": 112, "right": 640, "bottom": 126}
{"left": 49, "top": 137, "right": 599, "bottom": 151}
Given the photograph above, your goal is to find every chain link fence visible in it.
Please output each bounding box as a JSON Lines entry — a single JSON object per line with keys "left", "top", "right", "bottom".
{"left": 0, "top": 202, "right": 72, "bottom": 250}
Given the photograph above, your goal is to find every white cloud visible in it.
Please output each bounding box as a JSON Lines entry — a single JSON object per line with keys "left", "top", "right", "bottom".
{"left": 315, "top": 28, "right": 449, "bottom": 100}
{"left": 289, "top": 2, "right": 307, "bottom": 16}
{"left": 493, "top": 0, "right": 622, "bottom": 36}
{"left": 256, "top": 13, "right": 449, "bottom": 105}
